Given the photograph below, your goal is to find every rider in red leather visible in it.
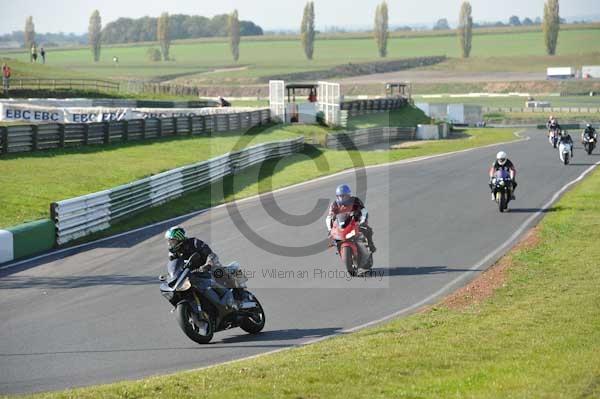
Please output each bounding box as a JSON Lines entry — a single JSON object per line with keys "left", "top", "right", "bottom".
{"left": 326, "top": 184, "right": 376, "bottom": 252}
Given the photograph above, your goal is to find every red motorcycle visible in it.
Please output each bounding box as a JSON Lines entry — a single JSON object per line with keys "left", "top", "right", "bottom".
{"left": 329, "top": 212, "right": 373, "bottom": 276}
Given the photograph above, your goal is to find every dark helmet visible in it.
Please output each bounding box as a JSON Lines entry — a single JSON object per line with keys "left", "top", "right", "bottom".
{"left": 165, "top": 226, "right": 186, "bottom": 252}
{"left": 335, "top": 184, "right": 352, "bottom": 206}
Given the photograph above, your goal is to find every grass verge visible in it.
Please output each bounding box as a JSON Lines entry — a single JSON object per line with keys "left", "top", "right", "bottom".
{"left": 10, "top": 139, "right": 600, "bottom": 399}
{"left": 0, "top": 125, "right": 302, "bottom": 228}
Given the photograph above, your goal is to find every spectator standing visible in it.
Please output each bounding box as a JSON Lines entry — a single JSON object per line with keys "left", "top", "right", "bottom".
{"left": 2, "top": 63, "right": 11, "bottom": 92}
{"left": 31, "top": 44, "right": 38, "bottom": 63}
{"left": 40, "top": 47, "right": 46, "bottom": 64}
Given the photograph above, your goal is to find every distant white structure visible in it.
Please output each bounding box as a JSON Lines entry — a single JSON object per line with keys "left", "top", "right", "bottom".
{"left": 416, "top": 103, "right": 482, "bottom": 125}
{"left": 582, "top": 66, "right": 600, "bottom": 79}
{"left": 546, "top": 67, "right": 575, "bottom": 80}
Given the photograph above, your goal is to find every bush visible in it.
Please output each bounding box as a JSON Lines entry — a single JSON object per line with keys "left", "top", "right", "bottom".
{"left": 316, "top": 111, "right": 326, "bottom": 126}
{"left": 146, "top": 48, "right": 162, "bottom": 62}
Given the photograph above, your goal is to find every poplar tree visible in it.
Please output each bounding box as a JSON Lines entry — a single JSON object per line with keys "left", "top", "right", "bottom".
{"left": 24, "top": 16, "right": 35, "bottom": 56}
{"left": 458, "top": 2, "right": 473, "bottom": 58}
{"left": 301, "top": 1, "right": 315, "bottom": 60}
{"left": 543, "top": 0, "right": 560, "bottom": 55}
{"left": 88, "top": 10, "right": 102, "bottom": 62}
{"left": 229, "top": 10, "right": 240, "bottom": 62}
{"left": 157, "top": 12, "right": 170, "bottom": 61}
{"left": 374, "top": 2, "right": 388, "bottom": 58}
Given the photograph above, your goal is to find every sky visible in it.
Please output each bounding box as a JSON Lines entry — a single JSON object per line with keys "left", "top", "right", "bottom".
{"left": 0, "top": 0, "right": 598, "bottom": 35}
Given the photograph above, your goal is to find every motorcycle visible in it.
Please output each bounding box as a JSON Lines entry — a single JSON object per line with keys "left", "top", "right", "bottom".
{"left": 559, "top": 140, "right": 572, "bottom": 165}
{"left": 491, "top": 169, "right": 513, "bottom": 213}
{"left": 583, "top": 135, "right": 596, "bottom": 155}
{"left": 549, "top": 128, "right": 560, "bottom": 148}
{"left": 329, "top": 212, "right": 373, "bottom": 276}
{"left": 159, "top": 255, "right": 265, "bottom": 344}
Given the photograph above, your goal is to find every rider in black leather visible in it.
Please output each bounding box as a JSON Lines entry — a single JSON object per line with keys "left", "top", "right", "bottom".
{"left": 488, "top": 151, "right": 517, "bottom": 200}
{"left": 165, "top": 226, "right": 227, "bottom": 300}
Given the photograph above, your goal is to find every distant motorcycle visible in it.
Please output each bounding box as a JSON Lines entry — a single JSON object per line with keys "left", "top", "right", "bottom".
{"left": 329, "top": 211, "right": 373, "bottom": 276}
{"left": 491, "top": 169, "right": 513, "bottom": 213}
{"left": 583, "top": 135, "right": 596, "bottom": 155}
{"left": 159, "top": 255, "right": 265, "bottom": 344}
{"left": 559, "top": 141, "right": 572, "bottom": 165}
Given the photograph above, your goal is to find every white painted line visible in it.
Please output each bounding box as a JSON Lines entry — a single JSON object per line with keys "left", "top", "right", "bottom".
{"left": 0, "top": 129, "right": 529, "bottom": 271}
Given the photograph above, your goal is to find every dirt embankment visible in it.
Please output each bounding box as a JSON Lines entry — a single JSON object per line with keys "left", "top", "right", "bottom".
{"left": 263, "top": 56, "right": 447, "bottom": 82}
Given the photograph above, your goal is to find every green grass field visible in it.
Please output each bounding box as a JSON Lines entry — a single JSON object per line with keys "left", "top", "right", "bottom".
{"left": 1, "top": 28, "right": 598, "bottom": 84}
{"left": 11, "top": 140, "right": 600, "bottom": 399}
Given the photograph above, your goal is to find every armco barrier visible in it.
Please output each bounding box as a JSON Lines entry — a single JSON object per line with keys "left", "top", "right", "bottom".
{"left": 341, "top": 98, "right": 408, "bottom": 118}
{"left": 326, "top": 127, "right": 415, "bottom": 150}
{"left": 51, "top": 137, "right": 305, "bottom": 245}
{"left": 0, "top": 219, "right": 55, "bottom": 263}
{"left": 0, "top": 109, "right": 271, "bottom": 155}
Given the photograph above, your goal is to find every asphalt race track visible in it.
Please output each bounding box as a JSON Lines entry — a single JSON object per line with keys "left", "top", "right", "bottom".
{"left": 1, "top": 129, "right": 598, "bottom": 394}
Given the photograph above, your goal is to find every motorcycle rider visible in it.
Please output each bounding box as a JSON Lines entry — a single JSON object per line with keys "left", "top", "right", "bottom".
{"left": 558, "top": 130, "right": 574, "bottom": 158}
{"left": 582, "top": 123, "right": 597, "bottom": 143}
{"left": 164, "top": 226, "right": 229, "bottom": 300}
{"left": 326, "top": 184, "right": 376, "bottom": 253}
{"left": 489, "top": 151, "right": 517, "bottom": 201}
{"left": 547, "top": 116, "right": 560, "bottom": 139}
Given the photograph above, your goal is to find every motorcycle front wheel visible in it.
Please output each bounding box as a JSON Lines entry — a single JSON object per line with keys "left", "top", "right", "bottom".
{"left": 499, "top": 191, "right": 507, "bottom": 213}
{"left": 342, "top": 246, "right": 357, "bottom": 276}
{"left": 176, "top": 302, "right": 214, "bottom": 344}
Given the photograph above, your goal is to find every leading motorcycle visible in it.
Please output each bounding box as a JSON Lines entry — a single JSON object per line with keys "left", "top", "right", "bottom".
{"left": 559, "top": 140, "right": 572, "bottom": 165}
{"left": 159, "top": 255, "right": 265, "bottom": 344}
{"left": 329, "top": 211, "right": 373, "bottom": 276}
{"left": 491, "top": 169, "right": 513, "bottom": 213}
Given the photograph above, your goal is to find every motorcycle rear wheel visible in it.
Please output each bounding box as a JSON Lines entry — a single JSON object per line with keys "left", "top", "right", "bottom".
{"left": 176, "top": 303, "right": 214, "bottom": 344}
{"left": 240, "top": 296, "right": 266, "bottom": 334}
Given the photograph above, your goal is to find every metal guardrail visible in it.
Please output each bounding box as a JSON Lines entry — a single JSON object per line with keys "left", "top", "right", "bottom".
{"left": 341, "top": 98, "right": 408, "bottom": 117}
{"left": 0, "top": 109, "right": 271, "bottom": 155}
{"left": 326, "top": 126, "right": 415, "bottom": 150}
{"left": 50, "top": 137, "right": 305, "bottom": 245}
{"left": 2, "top": 78, "right": 120, "bottom": 92}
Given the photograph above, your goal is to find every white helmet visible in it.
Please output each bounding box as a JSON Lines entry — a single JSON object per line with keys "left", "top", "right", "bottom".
{"left": 496, "top": 151, "right": 507, "bottom": 166}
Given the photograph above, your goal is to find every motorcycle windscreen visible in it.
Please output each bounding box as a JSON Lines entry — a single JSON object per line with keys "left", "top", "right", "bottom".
{"left": 336, "top": 212, "right": 352, "bottom": 228}
{"left": 167, "top": 258, "right": 185, "bottom": 279}
{"left": 495, "top": 169, "right": 510, "bottom": 180}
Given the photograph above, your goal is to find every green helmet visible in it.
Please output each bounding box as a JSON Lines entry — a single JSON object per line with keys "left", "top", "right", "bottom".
{"left": 165, "top": 226, "right": 186, "bottom": 252}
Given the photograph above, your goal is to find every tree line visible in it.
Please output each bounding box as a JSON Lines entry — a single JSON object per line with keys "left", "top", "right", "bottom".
{"left": 20, "top": 0, "right": 563, "bottom": 64}
{"left": 101, "top": 14, "right": 262, "bottom": 44}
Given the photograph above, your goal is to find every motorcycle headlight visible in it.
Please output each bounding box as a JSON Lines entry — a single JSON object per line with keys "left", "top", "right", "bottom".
{"left": 345, "top": 230, "right": 356, "bottom": 239}
{"left": 176, "top": 278, "right": 192, "bottom": 291}
{"left": 499, "top": 180, "right": 505, "bottom": 185}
